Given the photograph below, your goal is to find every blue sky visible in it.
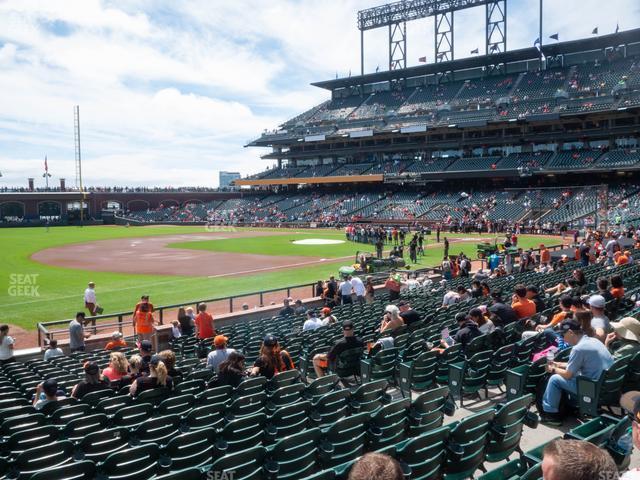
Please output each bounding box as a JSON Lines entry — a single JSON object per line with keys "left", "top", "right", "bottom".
{"left": 0, "top": 0, "right": 638, "bottom": 187}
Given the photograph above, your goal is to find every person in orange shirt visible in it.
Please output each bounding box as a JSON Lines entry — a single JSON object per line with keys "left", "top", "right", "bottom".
{"left": 133, "top": 303, "right": 155, "bottom": 342}
{"left": 105, "top": 331, "right": 127, "bottom": 350}
{"left": 195, "top": 302, "right": 215, "bottom": 340}
{"left": 615, "top": 251, "right": 629, "bottom": 266}
{"left": 539, "top": 244, "right": 551, "bottom": 266}
{"left": 610, "top": 275, "right": 625, "bottom": 299}
{"left": 511, "top": 284, "right": 536, "bottom": 319}
{"left": 134, "top": 295, "right": 154, "bottom": 315}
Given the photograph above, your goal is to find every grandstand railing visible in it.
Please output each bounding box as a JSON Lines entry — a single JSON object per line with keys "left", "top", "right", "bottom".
{"left": 36, "top": 266, "right": 440, "bottom": 348}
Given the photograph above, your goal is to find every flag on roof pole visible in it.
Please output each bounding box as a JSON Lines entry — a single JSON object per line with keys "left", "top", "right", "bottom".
{"left": 616, "top": 23, "right": 620, "bottom": 34}
{"left": 533, "top": 37, "right": 541, "bottom": 48}
{"left": 470, "top": 48, "right": 479, "bottom": 54}
{"left": 375, "top": 65, "right": 380, "bottom": 72}
{"left": 592, "top": 27, "right": 598, "bottom": 35}
{"left": 490, "top": 44, "right": 498, "bottom": 52}
{"left": 549, "top": 33, "right": 559, "bottom": 40}
{"left": 418, "top": 56, "right": 427, "bottom": 63}
{"left": 44, "top": 156, "right": 48, "bottom": 173}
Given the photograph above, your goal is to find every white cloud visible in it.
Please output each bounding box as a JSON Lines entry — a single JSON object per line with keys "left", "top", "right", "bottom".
{"left": 0, "top": 0, "right": 638, "bottom": 187}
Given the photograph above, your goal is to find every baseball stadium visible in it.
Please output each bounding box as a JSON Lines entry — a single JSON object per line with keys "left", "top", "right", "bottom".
{"left": 2, "top": 0, "right": 640, "bottom": 479}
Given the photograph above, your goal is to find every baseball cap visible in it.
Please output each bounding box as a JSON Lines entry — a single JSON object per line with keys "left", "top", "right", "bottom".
{"left": 112, "top": 331, "right": 123, "bottom": 339}
{"left": 263, "top": 335, "right": 278, "bottom": 347}
{"left": 620, "top": 391, "right": 640, "bottom": 421}
{"left": 342, "top": 320, "right": 354, "bottom": 330}
{"left": 321, "top": 307, "right": 332, "bottom": 316}
{"left": 42, "top": 378, "right": 58, "bottom": 396}
{"left": 213, "top": 335, "right": 228, "bottom": 348}
{"left": 397, "top": 300, "right": 410, "bottom": 307}
{"left": 611, "top": 317, "right": 640, "bottom": 343}
{"left": 559, "top": 318, "right": 582, "bottom": 334}
{"left": 84, "top": 361, "right": 99, "bottom": 375}
{"left": 149, "top": 355, "right": 162, "bottom": 367}
{"left": 587, "top": 295, "right": 606, "bottom": 309}
{"left": 140, "top": 340, "right": 153, "bottom": 352}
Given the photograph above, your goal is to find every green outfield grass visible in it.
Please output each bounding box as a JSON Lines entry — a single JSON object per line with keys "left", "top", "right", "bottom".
{"left": 1, "top": 225, "right": 560, "bottom": 329}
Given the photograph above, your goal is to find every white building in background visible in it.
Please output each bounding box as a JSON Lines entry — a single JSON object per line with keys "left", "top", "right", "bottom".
{"left": 219, "top": 171, "right": 241, "bottom": 188}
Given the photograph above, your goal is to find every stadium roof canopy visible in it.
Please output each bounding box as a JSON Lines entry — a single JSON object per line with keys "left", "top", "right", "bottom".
{"left": 312, "top": 28, "right": 640, "bottom": 91}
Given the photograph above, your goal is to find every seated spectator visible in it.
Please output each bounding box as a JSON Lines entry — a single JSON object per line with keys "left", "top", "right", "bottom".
{"left": 348, "top": 452, "right": 404, "bottom": 480}
{"left": 43, "top": 339, "right": 63, "bottom": 361}
{"left": 303, "top": 310, "right": 323, "bottom": 332}
{"left": 313, "top": 320, "right": 365, "bottom": 377}
{"left": 526, "top": 285, "right": 545, "bottom": 313}
{"left": 537, "top": 295, "right": 573, "bottom": 331}
{"left": 442, "top": 286, "right": 464, "bottom": 307}
{"left": 251, "top": 335, "right": 294, "bottom": 379}
{"left": 380, "top": 305, "right": 404, "bottom": 333}
{"left": 596, "top": 278, "right": 615, "bottom": 302}
{"left": 102, "top": 352, "right": 128, "bottom": 382}
{"left": 541, "top": 319, "right": 614, "bottom": 425}
{"left": 615, "top": 250, "right": 629, "bottom": 266}
{"left": 105, "top": 331, "right": 127, "bottom": 350}
{"left": 433, "top": 312, "right": 481, "bottom": 353}
{"left": 33, "top": 379, "right": 64, "bottom": 411}
{"left": 511, "top": 284, "right": 536, "bottom": 319}
{"left": 488, "top": 290, "right": 518, "bottom": 327}
{"left": 217, "top": 351, "right": 247, "bottom": 388}
{"left": 127, "top": 354, "right": 144, "bottom": 383}
{"left": 587, "top": 294, "right": 611, "bottom": 342}
{"left": 469, "top": 307, "right": 495, "bottom": 334}
{"left": 320, "top": 307, "right": 338, "bottom": 326}
{"left": 620, "top": 391, "right": 640, "bottom": 479}
{"left": 606, "top": 317, "right": 640, "bottom": 359}
{"left": 71, "top": 361, "right": 111, "bottom": 399}
{"left": 170, "top": 321, "right": 182, "bottom": 340}
{"left": 278, "top": 298, "right": 294, "bottom": 317}
{"left": 542, "top": 438, "right": 619, "bottom": 480}
{"left": 398, "top": 300, "right": 422, "bottom": 328}
{"left": 206, "top": 335, "right": 236, "bottom": 372}
{"left": 293, "top": 299, "right": 307, "bottom": 315}
{"left": 610, "top": 275, "right": 625, "bottom": 299}
{"left": 130, "top": 355, "right": 174, "bottom": 396}
{"left": 470, "top": 280, "right": 483, "bottom": 298}
{"left": 158, "top": 350, "right": 182, "bottom": 383}
{"left": 177, "top": 306, "right": 194, "bottom": 336}
{"left": 139, "top": 340, "right": 153, "bottom": 374}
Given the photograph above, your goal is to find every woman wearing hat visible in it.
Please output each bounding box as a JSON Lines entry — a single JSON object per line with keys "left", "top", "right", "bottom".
{"left": 71, "top": 361, "right": 110, "bottom": 399}
{"left": 251, "top": 335, "right": 294, "bottom": 379}
{"left": 605, "top": 317, "right": 640, "bottom": 359}
{"left": 105, "top": 331, "right": 127, "bottom": 350}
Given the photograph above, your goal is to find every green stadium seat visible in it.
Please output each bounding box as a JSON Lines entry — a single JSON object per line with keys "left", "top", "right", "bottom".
{"left": 435, "top": 344, "right": 464, "bottom": 384}
{"left": 318, "top": 412, "right": 369, "bottom": 468}
{"left": 349, "top": 379, "right": 389, "bottom": 413}
{"left": 265, "top": 401, "right": 311, "bottom": 441}
{"left": 485, "top": 394, "right": 537, "bottom": 463}
{"left": 397, "top": 350, "right": 438, "bottom": 398}
{"left": 576, "top": 355, "right": 631, "bottom": 417}
{"left": 157, "top": 393, "right": 196, "bottom": 417}
{"left": 1, "top": 412, "right": 46, "bottom": 436}
{"left": 95, "top": 394, "right": 132, "bottom": 417}
{"left": 448, "top": 350, "right": 493, "bottom": 407}
{"left": 29, "top": 459, "right": 96, "bottom": 480}
{"left": 304, "top": 375, "right": 340, "bottom": 402}
{"left": 217, "top": 412, "right": 266, "bottom": 453}
{"left": 111, "top": 403, "right": 155, "bottom": 429}
{"left": 444, "top": 408, "right": 496, "bottom": 479}
{"left": 267, "top": 369, "right": 301, "bottom": 392}
{"left": 155, "top": 467, "right": 204, "bottom": 480}
{"left": 11, "top": 440, "right": 75, "bottom": 480}
{"left": 226, "top": 391, "right": 266, "bottom": 420}
{"left": 504, "top": 358, "right": 546, "bottom": 401}
{"left": 49, "top": 403, "right": 92, "bottom": 425}
{"left": 162, "top": 428, "right": 216, "bottom": 470}
{"left": 61, "top": 412, "right": 109, "bottom": 442}
{"left": 197, "top": 385, "right": 232, "bottom": 406}
{"left": 476, "top": 458, "right": 530, "bottom": 480}
{"left": 234, "top": 376, "right": 267, "bottom": 397}
{"left": 3, "top": 425, "right": 60, "bottom": 454}
{"left": 184, "top": 402, "right": 226, "bottom": 431}
{"left": 80, "top": 388, "right": 115, "bottom": 407}
{"left": 368, "top": 398, "right": 409, "bottom": 449}
{"left": 396, "top": 425, "right": 450, "bottom": 480}
{"left": 135, "top": 386, "right": 171, "bottom": 406}
{"left": 77, "top": 427, "right": 130, "bottom": 463}
{"left": 360, "top": 347, "right": 399, "bottom": 383}
{"left": 98, "top": 443, "right": 161, "bottom": 480}
{"left": 174, "top": 379, "right": 206, "bottom": 396}
{"left": 210, "top": 446, "right": 266, "bottom": 480}
{"left": 408, "top": 386, "right": 452, "bottom": 436}
{"left": 266, "top": 383, "right": 305, "bottom": 413}
{"left": 266, "top": 427, "right": 322, "bottom": 479}
{"left": 132, "top": 413, "right": 182, "bottom": 445}
{"left": 310, "top": 389, "right": 350, "bottom": 428}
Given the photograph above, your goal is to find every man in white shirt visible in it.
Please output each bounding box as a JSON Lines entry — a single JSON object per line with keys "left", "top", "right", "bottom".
{"left": 605, "top": 236, "right": 618, "bottom": 266}
{"left": 303, "top": 310, "right": 323, "bottom": 332}
{"left": 84, "top": 282, "right": 97, "bottom": 316}
{"left": 339, "top": 277, "right": 353, "bottom": 305}
{"left": 350, "top": 276, "right": 365, "bottom": 304}
{"left": 442, "top": 289, "right": 460, "bottom": 307}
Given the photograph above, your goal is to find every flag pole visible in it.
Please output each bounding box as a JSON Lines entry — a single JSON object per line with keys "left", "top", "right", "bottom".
{"left": 539, "top": 0, "right": 543, "bottom": 50}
